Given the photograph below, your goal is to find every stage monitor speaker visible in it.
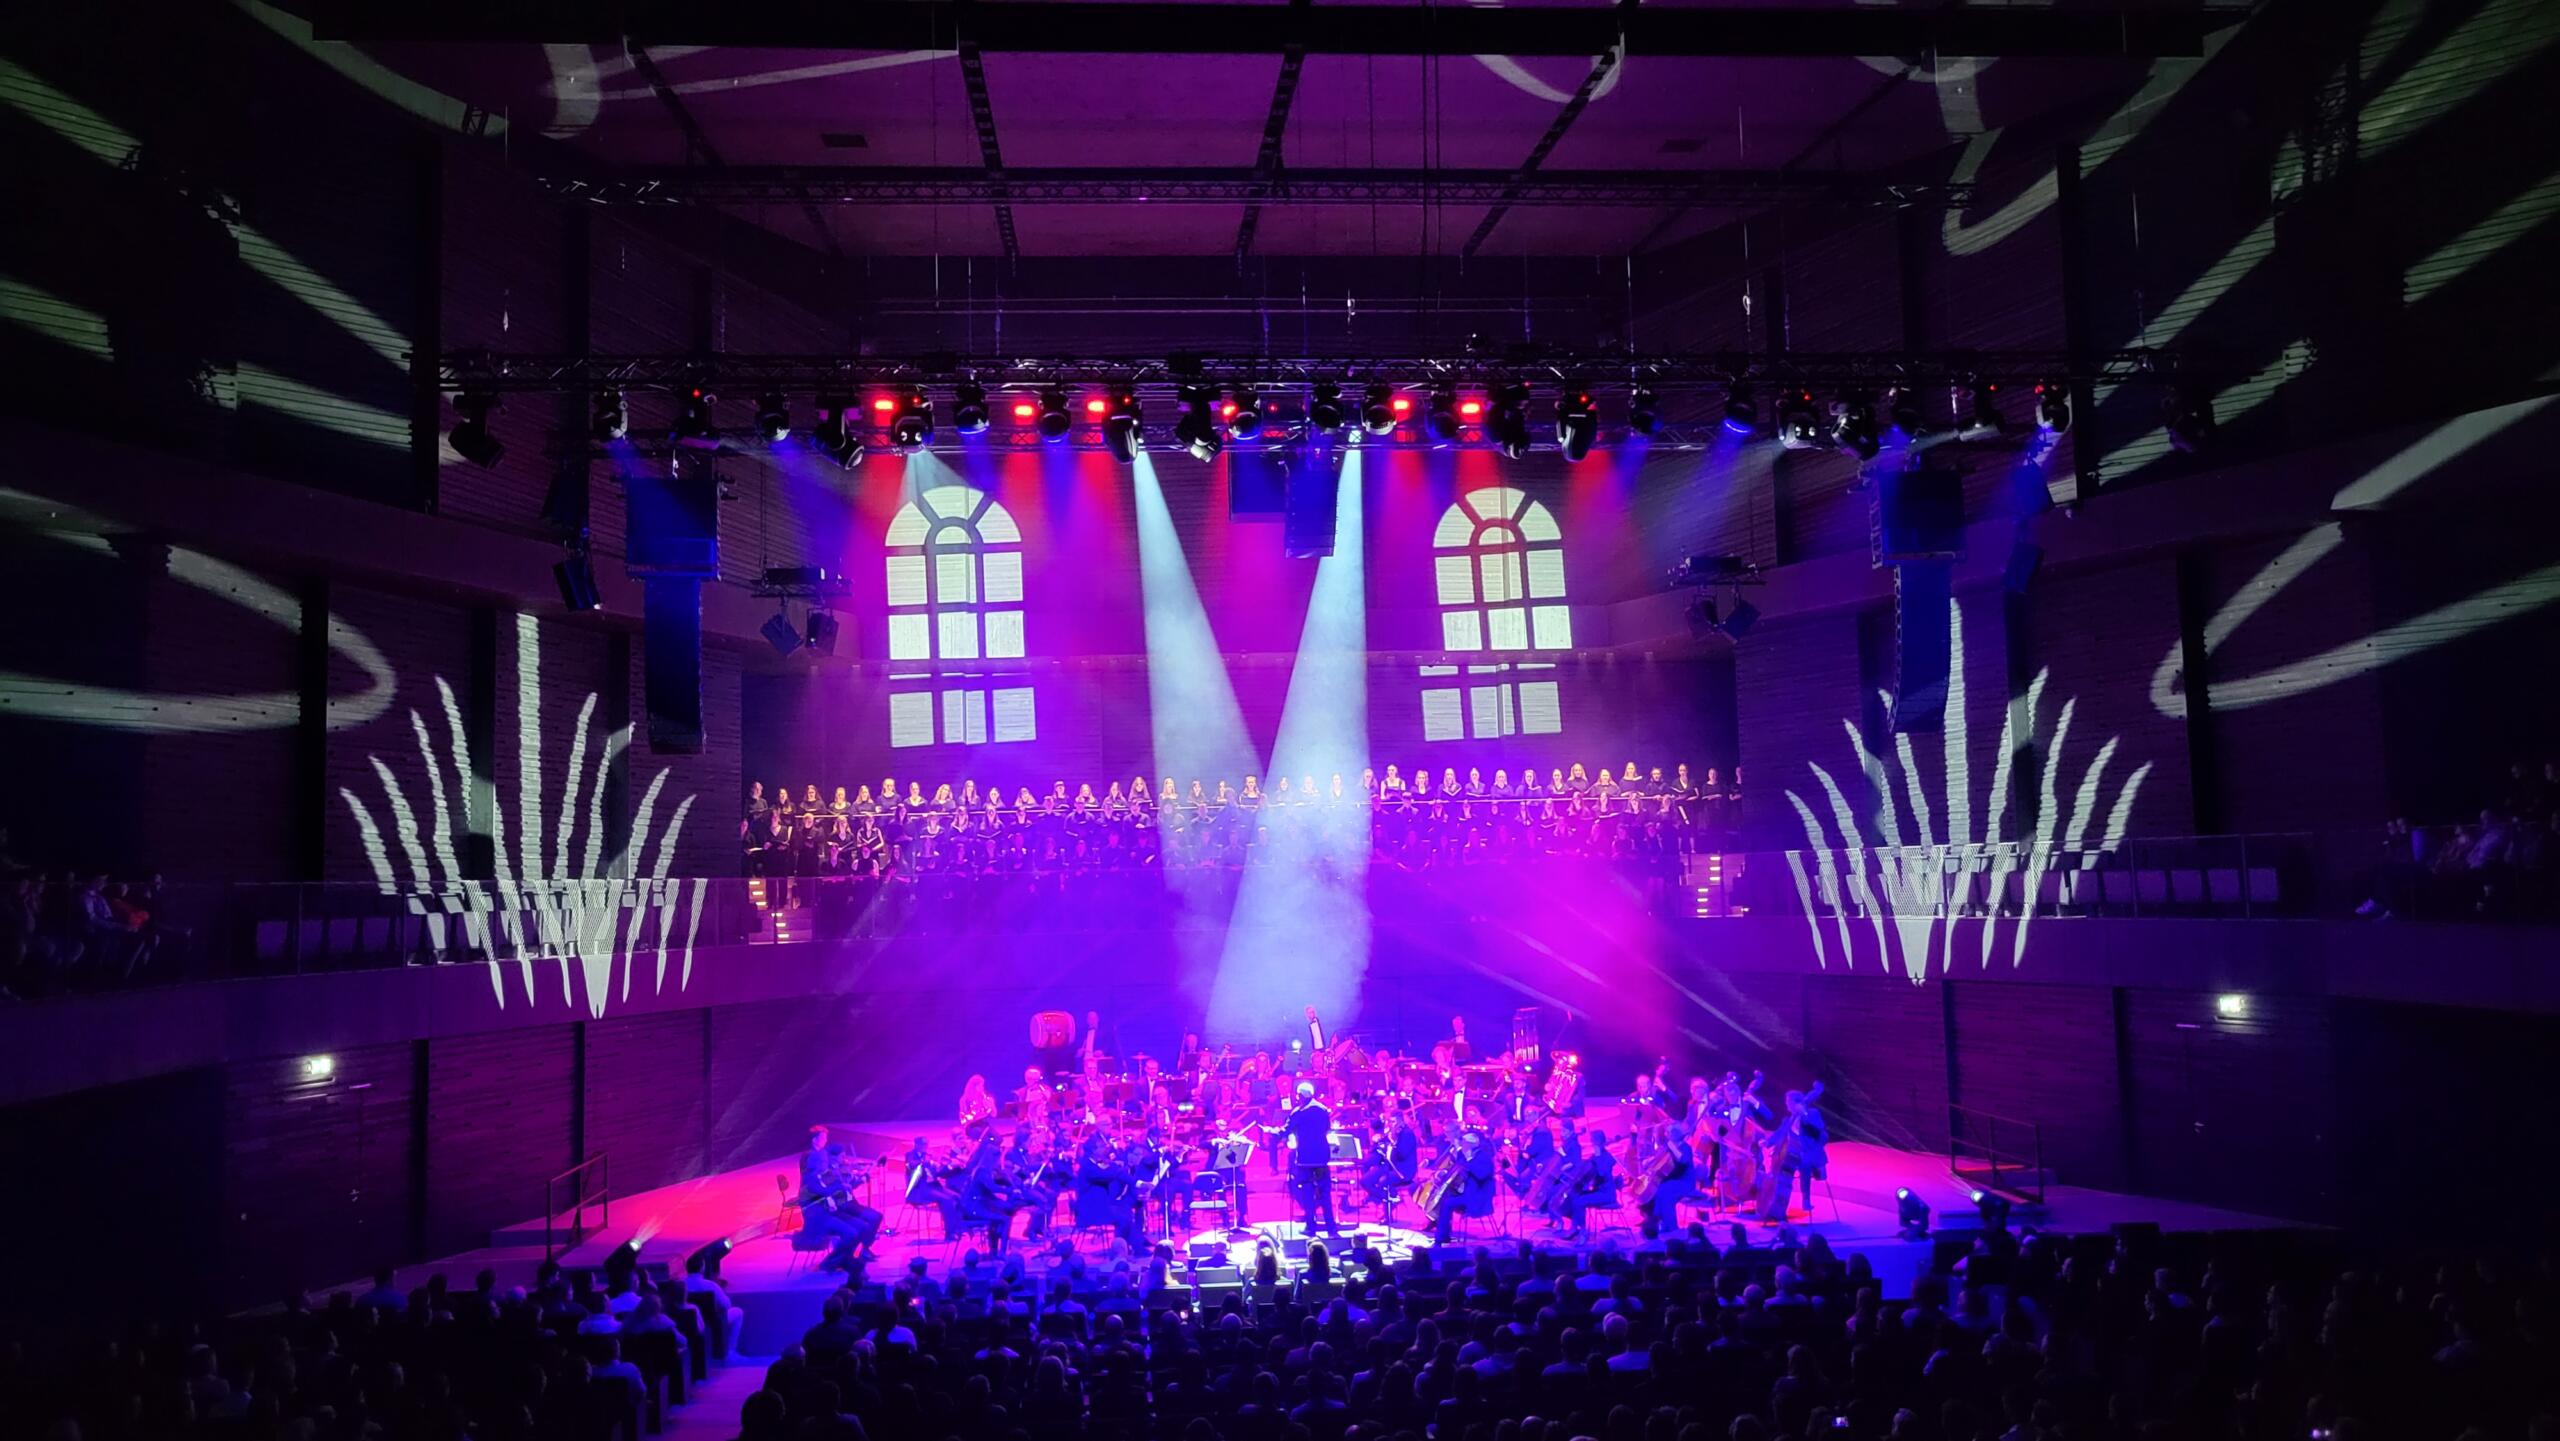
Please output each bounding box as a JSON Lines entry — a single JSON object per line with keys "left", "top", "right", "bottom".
{"left": 643, "top": 576, "right": 705, "bottom": 753}
{"left": 1874, "top": 465, "right": 1966, "bottom": 562}
{"left": 760, "top": 613, "right": 803, "bottom": 656}
{"left": 1229, "top": 447, "right": 1288, "bottom": 519}
{"left": 1720, "top": 598, "right": 1760, "bottom": 639}
{"left": 625, "top": 472, "right": 721, "bottom": 576}
{"left": 1890, "top": 560, "right": 1953, "bottom": 733}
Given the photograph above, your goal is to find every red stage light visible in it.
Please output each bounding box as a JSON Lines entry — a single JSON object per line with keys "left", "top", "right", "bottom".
{"left": 871, "top": 397, "right": 897, "bottom": 413}
{"left": 1220, "top": 402, "right": 1239, "bottom": 418}
{"left": 1458, "top": 399, "right": 1484, "bottom": 417}
{"left": 1391, "top": 396, "right": 1412, "bottom": 413}
{"left": 1012, "top": 401, "right": 1037, "bottom": 419}
{"left": 1085, "top": 398, "right": 1109, "bottom": 416}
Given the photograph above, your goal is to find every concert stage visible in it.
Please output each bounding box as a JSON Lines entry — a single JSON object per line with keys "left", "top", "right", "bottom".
{"left": 368, "top": 1104, "right": 2302, "bottom": 1355}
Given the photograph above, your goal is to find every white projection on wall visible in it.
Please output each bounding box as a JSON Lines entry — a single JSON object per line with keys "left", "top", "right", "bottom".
{"left": 1425, "top": 487, "right": 1570, "bottom": 740}
{"left": 885, "top": 481, "right": 1035, "bottom": 748}
{"left": 339, "top": 614, "right": 706, "bottom": 1018}
{"left": 1780, "top": 599, "right": 2152, "bottom": 984}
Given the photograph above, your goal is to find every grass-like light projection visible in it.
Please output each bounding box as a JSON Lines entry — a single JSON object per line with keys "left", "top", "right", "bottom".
{"left": 340, "top": 614, "right": 708, "bottom": 1017}
{"left": 1780, "top": 599, "right": 2151, "bottom": 984}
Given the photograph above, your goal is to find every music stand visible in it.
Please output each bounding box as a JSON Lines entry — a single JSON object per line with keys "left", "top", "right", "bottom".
{"left": 1211, "top": 1137, "right": 1256, "bottom": 1170}
{"left": 1325, "top": 1133, "right": 1365, "bottom": 1166}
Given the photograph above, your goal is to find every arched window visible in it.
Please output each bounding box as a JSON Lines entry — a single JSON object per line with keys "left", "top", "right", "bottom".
{"left": 1423, "top": 487, "right": 1569, "bottom": 740}
{"left": 884, "top": 484, "right": 1034, "bottom": 747}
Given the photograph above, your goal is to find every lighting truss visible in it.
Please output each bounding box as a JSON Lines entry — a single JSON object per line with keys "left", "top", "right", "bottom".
{"left": 539, "top": 166, "right": 1980, "bottom": 210}
{"left": 437, "top": 348, "right": 2193, "bottom": 395}
{"left": 559, "top": 422, "right": 1904, "bottom": 459}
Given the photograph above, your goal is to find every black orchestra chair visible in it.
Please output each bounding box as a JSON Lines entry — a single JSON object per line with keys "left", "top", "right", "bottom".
{"left": 1183, "top": 1172, "right": 1232, "bottom": 1231}
{"left": 773, "top": 1174, "right": 832, "bottom": 1278}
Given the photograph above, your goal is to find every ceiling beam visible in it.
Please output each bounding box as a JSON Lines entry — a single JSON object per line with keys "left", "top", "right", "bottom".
{"left": 319, "top": 1, "right": 2245, "bottom": 57}
{"left": 623, "top": 39, "right": 842, "bottom": 259}
{"left": 953, "top": 31, "right": 1021, "bottom": 265}
{"left": 1461, "top": 0, "right": 1634, "bottom": 260}
{"left": 1233, "top": 6, "right": 1312, "bottom": 263}
{"left": 540, "top": 165, "right": 1979, "bottom": 208}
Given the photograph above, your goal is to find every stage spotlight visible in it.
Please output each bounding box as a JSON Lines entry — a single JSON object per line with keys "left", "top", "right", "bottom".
{"left": 761, "top": 611, "right": 804, "bottom": 656}
{"left": 1777, "top": 388, "right": 1821, "bottom": 450}
{"left": 1554, "top": 386, "right": 1598, "bottom": 461}
{"left": 952, "top": 380, "right": 990, "bottom": 435}
{"left": 448, "top": 390, "right": 504, "bottom": 467}
{"left": 753, "top": 391, "right": 791, "bottom": 444}
{"left": 1425, "top": 390, "right": 1461, "bottom": 445}
{"left": 2034, "top": 380, "right": 2072, "bottom": 434}
{"left": 1884, "top": 383, "right": 1925, "bottom": 437}
{"left": 1175, "top": 386, "right": 1223, "bottom": 462}
{"left": 1831, "top": 391, "right": 1880, "bottom": 461}
{"left": 805, "top": 610, "right": 839, "bottom": 657}
{"left": 1036, "top": 388, "right": 1073, "bottom": 443}
{"left": 1309, "top": 380, "right": 1346, "bottom": 434}
{"left": 2164, "top": 384, "right": 2216, "bottom": 453}
{"left": 1228, "top": 386, "right": 1263, "bottom": 442}
{"left": 889, "top": 390, "right": 933, "bottom": 453}
{"left": 1628, "top": 386, "right": 1660, "bottom": 437}
{"left": 684, "top": 1236, "right": 732, "bottom": 1278}
{"left": 1361, "top": 383, "right": 1400, "bottom": 436}
{"left": 1958, "top": 378, "right": 2004, "bottom": 440}
{"left": 1722, "top": 378, "right": 1757, "bottom": 436}
{"left": 1489, "top": 381, "right": 1532, "bottom": 460}
{"left": 1102, "top": 389, "right": 1142, "bottom": 463}
{"left": 592, "top": 389, "right": 629, "bottom": 443}
{"left": 606, "top": 1240, "right": 642, "bottom": 1275}
{"left": 300, "top": 1054, "right": 335, "bottom": 1082}
{"left": 673, "top": 386, "right": 719, "bottom": 448}
{"left": 1896, "top": 1187, "right": 1930, "bottom": 1240}
{"left": 1011, "top": 398, "right": 1038, "bottom": 423}
{"left": 554, "top": 547, "right": 602, "bottom": 612}
{"left": 1972, "top": 1189, "right": 2012, "bottom": 1231}
{"left": 813, "top": 397, "right": 859, "bottom": 467}
{"left": 2215, "top": 992, "right": 2249, "bottom": 1019}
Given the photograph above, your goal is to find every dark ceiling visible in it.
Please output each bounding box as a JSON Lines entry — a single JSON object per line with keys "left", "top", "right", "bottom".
{"left": 332, "top": 2, "right": 2247, "bottom": 259}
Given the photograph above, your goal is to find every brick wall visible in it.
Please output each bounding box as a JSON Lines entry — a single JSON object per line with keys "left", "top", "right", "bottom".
{"left": 323, "top": 586, "right": 475, "bottom": 881}
{"left": 2014, "top": 555, "right": 2195, "bottom": 837}
{"left": 423, "top": 1025, "right": 579, "bottom": 1255}
{"left": 582, "top": 1012, "right": 708, "bottom": 1199}
{"left": 2119, "top": 987, "right": 2336, "bottom": 1222}
{"left": 1802, "top": 974, "right": 1948, "bottom": 1154}
{"left": 220, "top": 1040, "right": 417, "bottom": 1301}
{"left": 1946, "top": 981, "right": 2123, "bottom": 1191}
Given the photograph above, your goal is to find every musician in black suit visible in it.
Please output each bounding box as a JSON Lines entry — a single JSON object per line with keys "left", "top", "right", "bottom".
{"left": 903, "top": 1135, "right": 963, "bottom": 1238}
{"left": 1004, "top": 1129, "right": 1057, "bottom": 1240}
{"left": 1505, "top": 1120, "right": 1557, "bottom": 1199}
{"left": 960, "top": 1134, "right": 1023, "bottom": 1254}
{"left": 1431, "top": 1129, "right": 1497, "bottom": 1246}
{"left": 1559, "top": 1128, "right": 1619, "bottom": 1240}
{"left": 1640, "top": 1126, "right": 1698, "bottom": 1241}
{"left": 1283, "top": 1081, "right": 1338, "bottom": 1234}
{"left": 1361, "top": 1108, "right": 1420, "bottom": 1223}
{"left": 797, "top": 1126, "right": 872, "bottom": 1274}
{"left": 1071, "top": 1135, "right": 1144, "bottom": 1250}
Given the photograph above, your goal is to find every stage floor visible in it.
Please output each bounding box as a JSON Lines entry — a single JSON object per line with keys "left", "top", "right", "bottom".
{"left": 347, "top": 1104, "right": 2302, "bottom": 1354}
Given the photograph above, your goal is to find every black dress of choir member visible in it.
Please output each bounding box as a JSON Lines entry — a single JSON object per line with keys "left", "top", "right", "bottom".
{"left": 1558, "top": 1129, "right": 1619, "bottom": 1239}
{"left": 904, "top": 1136, "right": 963, "bottom": 1238}
{"left": 796, "top": 1127, "right": 875, "bottom": 1274}
{"left": 1431, "top": 1130, "right": 1498, "bottom": 1245}
{"left": 1282, "top": 1081, "right": 1339, "bottom": 1234}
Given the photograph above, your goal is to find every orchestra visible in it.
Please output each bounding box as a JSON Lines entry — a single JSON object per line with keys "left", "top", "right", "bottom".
{"left": 778, "top": 1007, "right": 1835, "bottom": 1275}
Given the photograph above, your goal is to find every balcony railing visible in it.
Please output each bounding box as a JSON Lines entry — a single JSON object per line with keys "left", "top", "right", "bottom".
{"left": 8, "top": 824, "right": 2545, "bottom": 996}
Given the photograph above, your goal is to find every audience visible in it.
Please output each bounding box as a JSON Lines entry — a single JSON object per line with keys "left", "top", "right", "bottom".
{"left": 9, "top": 1226, "right": 2559, "bottom": 1441}
{"left": 2355, "top": 756, "right": 2560, "bottom": 920}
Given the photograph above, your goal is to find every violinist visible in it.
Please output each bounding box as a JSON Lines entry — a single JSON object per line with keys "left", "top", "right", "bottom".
{"left": 796, "top": 1126, "right": 878, "bottom": 1275}
{"left": 1016, "top": 1066, "right": 1054, "bottom": 1131}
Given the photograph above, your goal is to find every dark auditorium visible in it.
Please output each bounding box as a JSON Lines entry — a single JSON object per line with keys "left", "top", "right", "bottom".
{"left": 8, "top": 3, "right": 2560, "bottom": 1441}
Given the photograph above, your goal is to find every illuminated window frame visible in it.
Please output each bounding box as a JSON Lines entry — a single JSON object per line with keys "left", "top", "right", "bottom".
{"left": 885, "top": 485, "right": 1034, "bottom": 747}
{"left": 1424, "top": 488, "right": 1570, "bottom": 740}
